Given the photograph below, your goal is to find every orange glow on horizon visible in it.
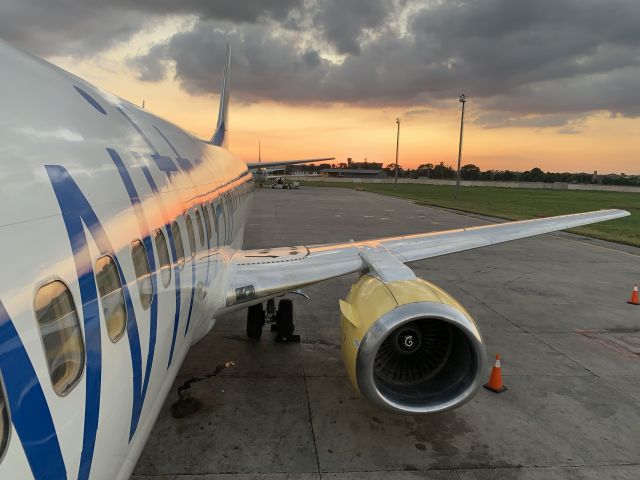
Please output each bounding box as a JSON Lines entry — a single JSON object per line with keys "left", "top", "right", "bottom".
{"left": 53, "top": 54, "right": 640, "bottom": 176}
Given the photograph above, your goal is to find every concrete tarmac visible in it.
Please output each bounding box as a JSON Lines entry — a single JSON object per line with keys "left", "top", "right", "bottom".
{"left": 134, "top": 187, "right": 640, "bottom": 479}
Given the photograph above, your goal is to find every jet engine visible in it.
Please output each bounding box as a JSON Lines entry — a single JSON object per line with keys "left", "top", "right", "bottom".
{"left": 339, "top": 275, "right": 487, "bottom": 414}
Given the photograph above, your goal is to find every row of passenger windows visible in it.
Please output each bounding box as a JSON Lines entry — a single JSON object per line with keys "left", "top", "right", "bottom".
{"left": 0, "top": 177, "right": 252, "bottom": 461}
{"left": 32, "top": 205, "right": 213, "bottom": 396}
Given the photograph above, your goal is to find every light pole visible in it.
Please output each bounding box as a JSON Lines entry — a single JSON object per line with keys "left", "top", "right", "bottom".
{"left": 394, "top": 117, "right": 401, "bottom": 186}
{"left": 455, "top": 94, "right": 467, "bottom": 200}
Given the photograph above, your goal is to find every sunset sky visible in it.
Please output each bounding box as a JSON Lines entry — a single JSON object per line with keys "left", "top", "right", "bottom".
{"left": 2, "top": 1, "right": 639, "bottom": 174}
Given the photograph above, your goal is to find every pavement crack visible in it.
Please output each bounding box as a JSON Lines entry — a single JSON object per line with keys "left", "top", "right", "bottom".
{"left": 300, "top": 328, "right": 323, "bottom": 478}
{"left": 531, "top": 331, "right": 594, "bottom": 376}
{"left": 456, "top": 282, "right": 524, "bottom": 332}
{"left": 171, "top": 361, "right": 236, "bottom": 418}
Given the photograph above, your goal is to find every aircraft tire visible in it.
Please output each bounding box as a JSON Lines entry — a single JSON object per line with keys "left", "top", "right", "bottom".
{"left": 276, "top": 299, "right": 294, "bottom": 338}
{"left": 247, "top": 303, "right": 265, "bottom": 339}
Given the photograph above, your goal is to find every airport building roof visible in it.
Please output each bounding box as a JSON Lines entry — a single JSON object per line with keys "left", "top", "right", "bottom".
{"left": 321, "top": 169, "right": 383, "bottom": 174}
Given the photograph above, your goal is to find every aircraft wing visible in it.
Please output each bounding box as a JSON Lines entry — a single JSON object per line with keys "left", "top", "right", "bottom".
{"left": 247, "top": 157, "right": 335, "bottom": 169}
{"left": 262, "top": 167, "right": 285, "bottom": 174}
{"left": 224, "top": 209, "right": 629, "bottom": 309}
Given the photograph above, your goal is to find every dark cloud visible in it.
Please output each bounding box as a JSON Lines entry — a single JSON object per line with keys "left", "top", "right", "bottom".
{"left": 126, "top": 44, "right": 169, "bottom": 82}
{"left": 112, "top": 0, "right": 303, "bottom": 23}
{"left": 134, "top": 23, "right": 330, "bottom": 102}
{"left": 0, "top": 0, "right": 303, "bottom": 56}
{"left": 486, "top": 67, "right": 640, "bottom": 116}
{"left": 2, "top": 0, "right": 640, "bottom": 125}
{"left": 409, "top": 0, "right": 640, "bottom": 99}
{"left": 313, "top": 0, "right": 392, "bottom": 55}
{"left": 301, "top": 49, "right": 322, "bottom": 68}
{"left": 0, "top": 1, "right": 149, "bottom": 57}
{"left": 473, "top": 112, "right": 590, "bottom": 132}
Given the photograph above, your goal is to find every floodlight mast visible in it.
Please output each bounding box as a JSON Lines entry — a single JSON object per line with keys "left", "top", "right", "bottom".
{"left": 455, "top": 94, "right": 467, "bottom": 200}
{"left": 394, "top": 117, "right": 401, "bottom": 187}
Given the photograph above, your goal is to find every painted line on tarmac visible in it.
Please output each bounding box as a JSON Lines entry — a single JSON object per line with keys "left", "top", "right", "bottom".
{"left": 554, "top": 235, "right": 640, "bottom": 259}
{"left": 352, "top": 190, "right": 640, "bottom": 258}
{"left": 417, "top": 202, "right": 640, "bottom": 258}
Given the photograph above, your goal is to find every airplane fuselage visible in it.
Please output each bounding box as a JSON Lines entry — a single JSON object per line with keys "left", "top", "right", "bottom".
{"left": 0, "top": 42, "right": 251, "bottom": 479}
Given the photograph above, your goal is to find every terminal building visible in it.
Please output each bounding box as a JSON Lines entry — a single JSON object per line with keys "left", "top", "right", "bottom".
{"left": 320, "top": 168, "right": 387, "bottom": 178}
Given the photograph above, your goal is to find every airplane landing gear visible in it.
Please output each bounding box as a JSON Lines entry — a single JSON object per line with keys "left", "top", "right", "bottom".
{"left": 274, "top": 299, "right": 299, "bottom": 343}
{"left": 245, "top": 298, "right": 299, "bottom": 343}
{"left": 246, "top": 303, "right": 265, "bottom": 339}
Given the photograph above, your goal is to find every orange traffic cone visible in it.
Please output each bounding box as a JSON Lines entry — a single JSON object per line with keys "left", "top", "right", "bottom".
{"left": 628, "top": 285, "right": 639, "bottom": 305}
{"left": 484, "top": 354, "right": 507, "bottom": 393}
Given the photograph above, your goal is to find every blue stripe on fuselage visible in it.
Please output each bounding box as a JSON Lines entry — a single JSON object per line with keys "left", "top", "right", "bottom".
{"left": 152, "top": 125, "right": 194, "bottom": 174}
{"left": 46, "top": 165, "right": 106, "bottom": 480}
{"left": 138, "top": 163, "right": 185, "bottom": 367}
{"left": 106, "top": 148, "right": 160, "bottom": 440}
{"left": 149, "top": 126, "right": 202, "bottom": 345}
{"left": 0, "top": 301, "right": 67, "bottom": 479}
{"left": 118, "top": 110, "right": 188, "bottom": 368}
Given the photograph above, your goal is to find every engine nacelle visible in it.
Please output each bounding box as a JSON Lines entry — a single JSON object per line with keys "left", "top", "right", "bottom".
{"left": 339, "top": 275, "right": 487, "bottom": 415}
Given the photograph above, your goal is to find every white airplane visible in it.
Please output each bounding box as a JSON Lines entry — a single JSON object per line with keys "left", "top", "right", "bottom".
{"left": 251, "top": 141, "right": 332, "bottom": 186}
{"left": 252, "top": 163, "right": 329, "bottom": 186}
{"left": 0, "top": 39, "right": 629, "bottom": 480}
{"left": 251, "top": 141, "right": 330, "bottom": 186}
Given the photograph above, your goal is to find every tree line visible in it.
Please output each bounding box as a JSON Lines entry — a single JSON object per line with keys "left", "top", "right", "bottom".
{"left": 291, "top": 162, "right": 640, "bottom": 186}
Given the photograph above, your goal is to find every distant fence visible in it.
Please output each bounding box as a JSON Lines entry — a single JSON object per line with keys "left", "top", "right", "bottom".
{"left": 291, "top": 176, "right": 640, "bottom": 193}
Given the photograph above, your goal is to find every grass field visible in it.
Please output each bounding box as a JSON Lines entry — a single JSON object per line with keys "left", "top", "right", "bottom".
{"left": 302, "top": 182, "right": 640, "bottom": 247}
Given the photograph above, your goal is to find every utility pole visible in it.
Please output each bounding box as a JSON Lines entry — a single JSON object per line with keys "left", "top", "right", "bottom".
{"left": 394, "top": 117, "right": 401, "bottom": 187}
{"left": 455, "top": 94, "right": 467, "bottom": 200}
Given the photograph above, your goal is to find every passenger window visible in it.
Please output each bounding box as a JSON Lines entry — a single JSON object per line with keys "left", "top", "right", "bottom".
{"left": 95, "top": 255, "right": 126, "bottom": 342}
{"left": 34, "top": 281, "right": 85, "bottom": 396}
{"left": 202, "top": 204, "right": 212, "bottom": 241}
{"left": 195, "top": 209, "right": 205, "bottom": 247}
{"left": 154, "top": 229, "right": 171, "bottom": 288}
{"left": 131, "top": 240, "right": 152, "bottom": 310}
{"left": 209, "top": 202, "right": 218, "bottom": 244}
{"left": 0, "top": 376, "right": 8, "bottom": 460}
{"left": 218, "top": 200, "right": 227, "bottom": 245}
{"left": 171, "top": 221, "right": 185, "bottom": 269}
{"left": 185, "top": 213, "right": 196, "bottom": 256}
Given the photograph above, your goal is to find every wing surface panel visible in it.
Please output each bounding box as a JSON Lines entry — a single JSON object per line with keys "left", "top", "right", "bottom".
{"left": 224, "top": 209, "right": 629, "bottom": 308}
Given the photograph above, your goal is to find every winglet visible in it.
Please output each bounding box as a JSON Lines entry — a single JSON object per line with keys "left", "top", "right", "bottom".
{"left": 211, "top": 43, "right": 230, "bottom": 147}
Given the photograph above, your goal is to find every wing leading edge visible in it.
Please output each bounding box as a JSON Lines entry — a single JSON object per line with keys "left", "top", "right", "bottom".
{"left": 224, "top": 209, "right": 629, "bottom": 310}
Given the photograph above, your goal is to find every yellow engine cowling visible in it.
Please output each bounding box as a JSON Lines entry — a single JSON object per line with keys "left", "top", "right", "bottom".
{"left": 339, "top": 275, "right": 487, "bottom": 415}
